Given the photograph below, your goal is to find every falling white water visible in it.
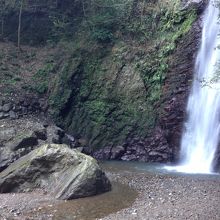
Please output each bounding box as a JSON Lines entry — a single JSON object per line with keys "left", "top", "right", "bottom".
{"left": 166, "top": 1, "right": 220, "bottom": 174}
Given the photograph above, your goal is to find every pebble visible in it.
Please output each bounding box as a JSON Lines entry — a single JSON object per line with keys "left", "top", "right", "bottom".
{"left": 131, "top": 209, "right": 137, "bottom": 215}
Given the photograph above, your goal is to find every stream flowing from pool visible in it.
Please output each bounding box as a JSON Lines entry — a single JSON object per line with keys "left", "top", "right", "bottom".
{"left": 166, "top": 0, "right": 220, "bottom": 174}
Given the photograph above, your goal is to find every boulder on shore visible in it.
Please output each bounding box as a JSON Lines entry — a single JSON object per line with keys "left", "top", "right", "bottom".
{"left": 0, "top": 144, "right": 111, "bottom": 200}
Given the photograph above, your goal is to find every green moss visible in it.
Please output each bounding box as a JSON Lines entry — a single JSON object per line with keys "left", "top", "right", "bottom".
{"left": 48, "top": 57, "right": 82, "bottom": 119}
{"left": 29, "top": 62, "right": 55, "bottom": 94}
{"left": 136, "top": 5, "right": 196, "bottom": 105}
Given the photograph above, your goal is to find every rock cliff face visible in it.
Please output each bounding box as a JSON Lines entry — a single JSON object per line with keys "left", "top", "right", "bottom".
{"left": 159, "top": 17, "right": 202, "bottom": 161}
{"left": 159, "top": 0, "right": 208, "bottom": 162}
{"left": 93, "top": 2, "right": 206, "bottom": 162}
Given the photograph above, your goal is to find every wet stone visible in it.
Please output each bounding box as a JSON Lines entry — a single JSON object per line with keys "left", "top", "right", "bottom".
{"left": 0, "top": 112, "right": 8, "bottom": 120}
{"left": 0, "top": 99, "right": 4, "bottom": 106}
{"left": 2, "top": 103, "right": 12, "bottom": 112}
{"left": 9, "top": 111, "right": 17, "bottom": 120}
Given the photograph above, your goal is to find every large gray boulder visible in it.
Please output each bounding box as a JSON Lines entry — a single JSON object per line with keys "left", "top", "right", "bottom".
{"left": 0, "top": 144, "right": 111, "bottom": 200}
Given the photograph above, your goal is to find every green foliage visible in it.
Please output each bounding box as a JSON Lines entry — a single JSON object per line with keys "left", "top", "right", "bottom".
{"left": 91, "top": 28, "right": 114, "bottom": 43}
{"left": 48, "top": 12, "right": 75, "bottom": 43}
{"left": 135, "top": 3, "right": 196, "bottom": 104}
{"left": 82, "top": 0, "right": 132, "bottom": 43}
{"left": 48, "top": 57, "right": 82, "bottom": 118}
{"left": 48, "top": 47, "right": 152, "bottom": 148}
{"left": 31, "top": 62, "right": 54, "bottom": 94}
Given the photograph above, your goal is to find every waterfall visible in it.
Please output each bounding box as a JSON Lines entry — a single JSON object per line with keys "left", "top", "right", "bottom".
{"left": 167, "top": 0, "right": 220, "bottom": 174}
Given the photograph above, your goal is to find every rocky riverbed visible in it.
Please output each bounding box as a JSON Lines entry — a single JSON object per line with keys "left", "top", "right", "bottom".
{"left": 0, "top": 162, "right": 220, "bottom": 220}
{"left": 103, "top": 164, "right": 220, "bottom": 220}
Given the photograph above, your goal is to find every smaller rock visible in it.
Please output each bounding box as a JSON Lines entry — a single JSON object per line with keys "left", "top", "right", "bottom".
{"left": 34, "top": 128, "right": 47, "bottom": 140}
{"left": 82, "top": 146, "right": 92, "bottom": 155}
{"left": 52, "top": 136, "right": 61, "bottom": 144}
{"left": 43, "top": 121, "right": 49, "bottom": 128}
{"left": 75, "top": 147, "right": 84, "bottom": 152}
{"left": 8, "top": 135, "right": 38, "bottom": 151}
{"left": 55, "top": 127, "right": 65, "bottom": 137}
{"left": 21, "top": 107, "right": 28, "bottom": 115}
{"left": 121, "top": 154, "right": 138, "bottom": 161}
{"left": 93, "top": 146, "right": 112, "bottom": 160}
{"left": 9, "top": 110, "right": 17, "bottom": 119}
{"left": 0, "top": 128, "right": 16, "bottom": 142}
{"left": 0, "top": 99, "right": 4, "bottom": 106}
{"left": 149, "top": 151, "right": 160, "bottom": 156}
{"left": 0, "top": 112, "right": 8, "bottom": 120}
{"left": 47, "top": 125, "right": 65, "bottom": 144}
{"left": 131, "top": 209, "right": 137, "bottom": 215}
{"left": 2, "top": 103, "right": 12, "bottom": 112}
{"left": 62, "top": 134, "right": 75, "bottom": 148}
{"left": 110, "top": 146, "right": 125, "bottom": 159}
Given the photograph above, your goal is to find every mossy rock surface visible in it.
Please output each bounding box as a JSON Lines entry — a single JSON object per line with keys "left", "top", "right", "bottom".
{"left": 49, "top": 46, "right": 153, "bottom": 150}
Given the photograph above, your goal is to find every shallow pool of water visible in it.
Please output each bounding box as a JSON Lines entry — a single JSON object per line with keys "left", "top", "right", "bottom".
{"left": 30, "top": 181, "right": 137, "bottom": 220}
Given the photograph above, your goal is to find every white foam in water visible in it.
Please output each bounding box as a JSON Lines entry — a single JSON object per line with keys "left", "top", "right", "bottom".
{"left": 165, "top": 1, "right": 220, "bottom": 174}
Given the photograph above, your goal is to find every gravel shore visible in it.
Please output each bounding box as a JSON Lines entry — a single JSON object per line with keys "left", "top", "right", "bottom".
{"left": 0, "top": 163, "right": 220, "bottom": 220}
{"left": 103, "top": 170, "right": 220, "bottom": 220}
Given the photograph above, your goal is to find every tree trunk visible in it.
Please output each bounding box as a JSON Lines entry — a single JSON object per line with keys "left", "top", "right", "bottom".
{"left": 140, "top": 1, "right": 144, "bottom": 25}
{"left": 1, "top": 17, "right": 3, "bottom": 37}
{"left": 82, "top": 0, "right": 87, "bottom": 17}
{"left": 18, "top": 0, "right": 23, "bottom": 50}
